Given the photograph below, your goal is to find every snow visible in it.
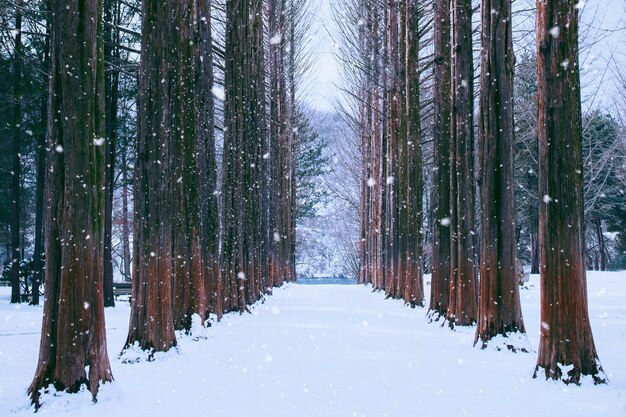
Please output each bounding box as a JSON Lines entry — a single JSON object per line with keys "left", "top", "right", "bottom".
{"left": 1, "top": 271, "right": 626, "bottom": 416}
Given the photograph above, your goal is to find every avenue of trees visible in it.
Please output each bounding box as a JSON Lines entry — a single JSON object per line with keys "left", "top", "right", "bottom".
{"left": 0, "top": 0, "right": 624, "bottom": 408}
{"left": 0, "top": 0, "right": 321, "bottom": 406}
{"left": 339, "top": 0, "right": 623, "bottom": 384}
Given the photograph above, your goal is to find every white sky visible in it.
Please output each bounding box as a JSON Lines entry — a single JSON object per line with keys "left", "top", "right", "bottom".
{"left": 304, "top": 0, "right": 341, "bottom": 112}
{"left": 303, "top": 0, "right": 626, "bottom": 113}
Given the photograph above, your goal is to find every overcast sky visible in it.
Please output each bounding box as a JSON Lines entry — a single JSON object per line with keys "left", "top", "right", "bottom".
{"left": 303, "top": 0, "right": 626, "bottom": 113}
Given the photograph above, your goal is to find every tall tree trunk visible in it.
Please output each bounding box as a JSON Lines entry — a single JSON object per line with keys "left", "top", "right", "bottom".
{"left": 369, "top": 0, "right": 383, "bottom": 290}
{"left": 358, "top": 0, "right": 372, "bottom": 286}
{"left": 31, "top": 11, "right": 50, "bottom": 307}
{"left": 121, "top": 149, "right": 131, "bottom": 283}
{"left": 429, "top": 0, "right": 452, "bottom": 318}
{"left": 125, "top": 0, "right": 177, "bottom": 353}
{"left": 171, "top": 0, "right": 217, "bottom": 331}
{"left": 103, "top": 0, "right": 118, "bottom": 308}
{"left": 10, "top": 0, "right": 23, "bottom": 304}
{"left": 534, "top": 0, "right": 604, "bottom": 384}
{"left": 447, "top": 0, "right": 477, "bottom": 327}
{"left": 29, "top": 0, "right": 113, "bottom": 406}
{"left": 594, "top": 220, "right": 606, "bottom": 271}
{"left": 475, "top": 0, "right": 525, "bottom": 346}
{"left": 384, "top": 0, "right": 400, "bottom": 300}
{"left": 222, "top": 0, "right": 267, "bottom": 313}
{"left": 196, "top": 0, "right": 221, "bottom": 318}
{"left": 287, "top": 0, "right": 297, "bottom": 283}
{"left": 401, "top": 0, "right": 424, "bottom": 307}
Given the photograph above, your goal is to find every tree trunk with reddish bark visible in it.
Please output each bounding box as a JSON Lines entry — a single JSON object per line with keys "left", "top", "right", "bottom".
{"left": 429, "top": 0, "right": 452, "bottom": 319}
{"left": 125, "top": 0, "right": 177, "bottom": 353}
{"left": 400, "top": 0, "right": 424, "bottom": 307}
{"left": 534, "top": 0, "right": 605, "bottom": 384}
{"left": 171, "top": 0, "right": 217, "bottom": 332}
{"left": 475, "top": 0, "right": 525, "bottom": 346}
{"left": 29, "top": 0, "right": 113, "bottom": 406}
{"left": 447, "top": 0, "right": 477, "bottom": 327}
{"left": 222, "top": 0, "right": 267, "bottom": 313}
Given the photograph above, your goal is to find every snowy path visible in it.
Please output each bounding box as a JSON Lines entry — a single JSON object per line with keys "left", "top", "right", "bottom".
{"left": 1, "top": 273, "right": 626, "bottom": 416}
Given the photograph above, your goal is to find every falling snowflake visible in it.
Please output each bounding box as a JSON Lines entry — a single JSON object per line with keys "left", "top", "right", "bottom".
{"left": 549, "top": 26, "right": 560, "bottom": 38}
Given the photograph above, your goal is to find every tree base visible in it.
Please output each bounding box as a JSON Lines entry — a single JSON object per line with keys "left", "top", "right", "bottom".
{"left": 474, "top": 332, "right": 532, "bottom": 353}
{"left": 533, "top": 363, "right": 607, "bottom": 385}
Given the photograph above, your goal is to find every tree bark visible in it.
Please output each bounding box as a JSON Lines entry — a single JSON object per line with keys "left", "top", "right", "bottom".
{"left": 171, "top": 0, "right": 218, "bottom": 331}
{"left": 383, "top": 0, "right": 400, "bottom": 301}
{"left": 10, "top": 0, "right": 23, "bottom": 304}
{"left": 31, "top": 12, "right": 50, "bottom": 307}
{"left": 121, "top": 149, "right": 131, "bottom": 283}
{"left": 594, "top": 220, "right": 606, "bottom": 271}
{"left": 402, "top": 0, "right": 424, "bottom": 307}
{"left": 29, "top": 0, "right": 113, "bottom": 406}
{"left": 429, "top": 0, "right": 452, "bottom": 318}
{"left": 447, "top": 0, "right": 477, "bottom": 327}
{"left": 103, "top": 0, "right": 119, "bottom": 308}
{"left": 475, "top": 0, "right": 525, "bottom": 346}
{"left": 125, "top": 0, "right": 177, "bottom": 353}
{"left": 196, "top": 0, "right": 221, "bottom": 318}
{"left": 222, "top": 0, "right": 267, "bottom": 313}
{"left": 534, "top": 0, "right": 604, "bottom": 384}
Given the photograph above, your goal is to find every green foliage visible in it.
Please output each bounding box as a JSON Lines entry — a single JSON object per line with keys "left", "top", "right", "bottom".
{"left": 0, "top": 254, "right": 44, "bottom": 294}
{"left": 295, "top": 110, "right": 330, "bottom": 219}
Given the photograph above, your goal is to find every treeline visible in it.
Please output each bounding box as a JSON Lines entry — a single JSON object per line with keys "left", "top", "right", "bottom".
{"left": 339, "top": 0, "right": 625, "bottom": 383}
{"left": 0, "top": 0, "right": 322, "bottom": 407}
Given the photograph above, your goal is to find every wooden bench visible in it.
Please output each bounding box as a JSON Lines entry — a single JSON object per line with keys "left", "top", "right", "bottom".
{"left": 113, "top": 282, "right": 133, "bottom": 301}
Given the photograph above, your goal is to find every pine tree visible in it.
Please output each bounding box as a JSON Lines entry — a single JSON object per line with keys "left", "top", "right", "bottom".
{"left": 534, "top": 0, "right": 604, "bottom": 384}
{"left": 447, "top": 0, "right": 477, "bottom": 327}
{"left": 29, "top": 0, "right": 113, "bottom": 405}
{"left": 429, "top": 0, "right": 452, "bottom": 319}
{"left": 475, "top": 0, "right": 525, "bottom": 346}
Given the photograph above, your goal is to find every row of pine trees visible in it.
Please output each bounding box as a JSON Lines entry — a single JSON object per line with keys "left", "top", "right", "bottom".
{"left": 12, "top": 0, "right": 304, "bottom": 407}
{"left": 350, "top": 0, "right": 606, "bottom": 384}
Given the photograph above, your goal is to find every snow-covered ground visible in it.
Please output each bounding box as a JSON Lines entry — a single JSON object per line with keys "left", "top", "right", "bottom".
{"left": 1, "top": 271, "right": 625, "bottom": 416}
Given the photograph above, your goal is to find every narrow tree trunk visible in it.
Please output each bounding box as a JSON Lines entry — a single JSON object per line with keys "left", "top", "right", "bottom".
{"left": 103, "top": 0, "right": 118, "bottom": 308}
{"left": 402, "top": 0, "right": 424, "bottom": 306}
{"left": 125, "top": 0, "right": 177, "bottom": 353}
{"left": 534, "top": 0, "right": 604, "bottom": 384}
{"left": 29, "top": 0, "right": 113, "bottom": 406}
{"left": 121, "top": 150, "right": 131, "bottom": 283}
{"left": 594, "top": 220, "right": 606, "bottom": 271}
{"left": 196, "top": 0, "right": 221, "bottom": 319}
{"left": 287, "top": 0, "right": 298, "bottom": 283}
{"left": 447, "top": 0, "right": 477, "bottom": 327}
{"left": 358, "top": 0, "right": 372, "bottom": 286}
{"left": 31, "top": 6, "right": 50, "bottom": 307}
{"left": 530, "top": 231, "right": 539, "bottom": 274}
{"left": 384, "top": 0, "right": 401, "bottom": 300}
{"left": 10, "top": 0, "right": 23, "bottom": 304}
{"left": 475, "top": 0, "right": 525, "bottom": 346}
{"left": 222, "top": 0, "right": 267, "bottom": 313}
{"left": 429, "top": 0, "right": 452, "bottom": 318}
